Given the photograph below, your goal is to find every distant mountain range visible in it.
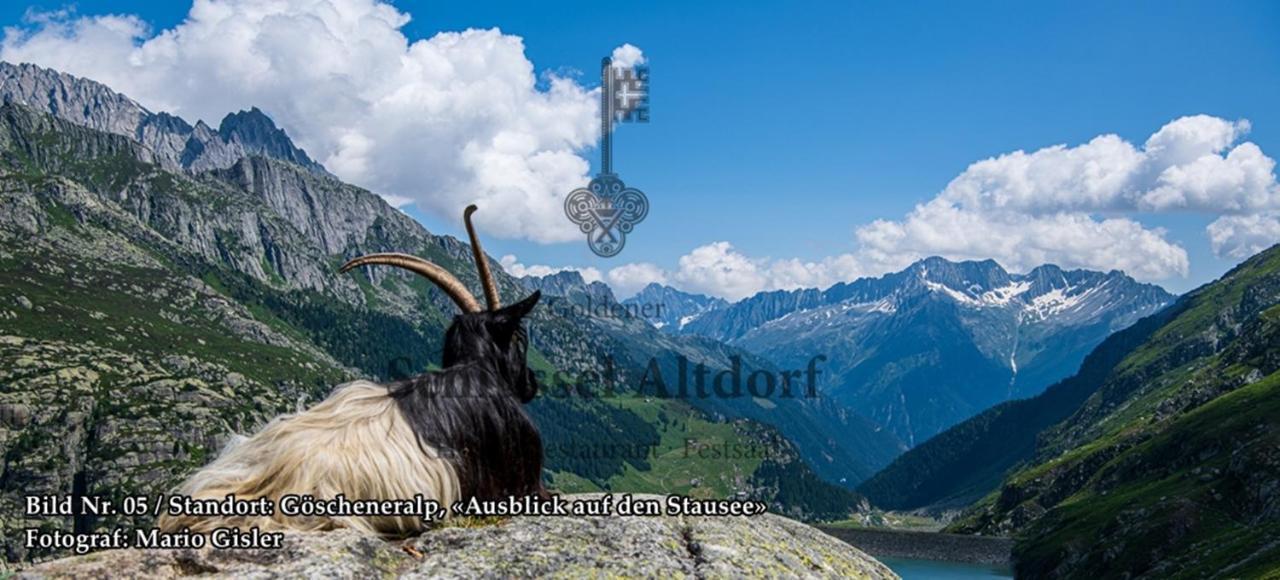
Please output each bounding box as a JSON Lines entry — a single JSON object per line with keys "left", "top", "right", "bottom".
{"left": 519, "top": 270, "right": 906, "bottom": 487}
{"left": 623, "top": 257, "right": 1174, "bottom": 446}
{"left": 864, "top": 245, "right": 1280, "bottom": 578}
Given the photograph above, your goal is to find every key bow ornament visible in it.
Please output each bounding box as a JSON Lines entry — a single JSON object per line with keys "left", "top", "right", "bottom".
{"left": 565, "top": 173, "right": 648, "bottom": 258}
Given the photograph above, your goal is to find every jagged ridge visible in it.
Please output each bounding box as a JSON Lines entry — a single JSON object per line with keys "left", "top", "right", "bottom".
{"left": 0, "top": 61, "right": 327, "bottom": 175}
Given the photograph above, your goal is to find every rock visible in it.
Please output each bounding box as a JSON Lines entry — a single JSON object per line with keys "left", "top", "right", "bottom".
{"left": 0, "top": 62, "right": 327, "bottom": 176}
{"left": 14, "top": 295, "right": 32, "bottom": 310}
{"left": 17, "top": 495, "right": 896, "bottom": 579}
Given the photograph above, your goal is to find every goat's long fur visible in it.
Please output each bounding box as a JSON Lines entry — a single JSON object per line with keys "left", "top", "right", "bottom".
{"left": 159, "top": 292, "right": 545, "bottom": 536}
{"left": 160, "top": 206, "right": 546, "bottom": 536}
{"left": 157, "top": 380, "right": 461, "bottom": 535}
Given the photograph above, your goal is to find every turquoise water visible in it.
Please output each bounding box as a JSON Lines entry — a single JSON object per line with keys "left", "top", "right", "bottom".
{"left": 881, "top": 557, "right": 1014, "bottom": 579}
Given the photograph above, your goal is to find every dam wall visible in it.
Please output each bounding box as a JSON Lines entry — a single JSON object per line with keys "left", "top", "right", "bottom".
{"left": 818, "top": 526, "right": 1014, "bottom": 566}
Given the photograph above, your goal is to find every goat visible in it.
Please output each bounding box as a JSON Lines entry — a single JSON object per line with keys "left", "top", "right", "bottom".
{"left": 156, "top": 205, "right": 546, "bottom": 536}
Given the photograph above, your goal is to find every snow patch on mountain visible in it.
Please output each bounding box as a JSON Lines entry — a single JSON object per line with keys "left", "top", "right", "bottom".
{"left": 924, "top": 280, "right": 983, "bottom": 307}
{"left": 981, "top": 281, "right": 1033, "bottom": 306}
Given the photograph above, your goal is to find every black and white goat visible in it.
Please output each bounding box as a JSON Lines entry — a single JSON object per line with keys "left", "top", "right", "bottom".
{"left": 157, "top": 205, "right": 545, "bottom": 536}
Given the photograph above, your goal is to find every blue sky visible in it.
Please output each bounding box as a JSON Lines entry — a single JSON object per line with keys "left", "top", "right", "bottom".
{"left": 2, "top": 0, "right": 1278, "bottom": 298}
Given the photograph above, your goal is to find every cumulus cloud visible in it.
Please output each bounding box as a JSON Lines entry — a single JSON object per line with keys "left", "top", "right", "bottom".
{"left": 593, "top": 243, "right": 863, "bottom": 302}
{"left": 1206, "top": 213, "right": 1280, "bottom": 260}
{"left": 2, "top": 4, "right": 1270, "bottom": 297}
{"left": 856, "top": 114, "right": 1280, "bottom": 280}
{"left": 854, "top": 201, "right": 1191, "bottom": 280}
{"left": 498, "top": 255, "right": 602, "bottom": 284}
{"left": 610, "top": 43, "right": 645, "bottom": 68}
{"left": 0, "top": 0, "right": 639, "bottom": 242}
{"left": 935, "top": 116, "right": 1273, "bottom": 216}
{"left": 605, "top": 262, "right": 668, "bottom": 299}
{"left": 499, "top": 245, "right": 860, "bottom": 302}
{"left": 664, "top": 242, "right": 865, "bottom": 301}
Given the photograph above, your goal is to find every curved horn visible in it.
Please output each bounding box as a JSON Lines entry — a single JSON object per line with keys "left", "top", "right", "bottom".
{"left": 341, "top": 253, "right": 481, "bottom": 313}
{"left": 464, "top": 204, "right": 501, "bottom": 310}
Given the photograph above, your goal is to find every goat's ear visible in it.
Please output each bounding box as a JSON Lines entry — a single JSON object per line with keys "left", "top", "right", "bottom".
{"left": 498, "top": 290, "right": 540, "bottom": 321}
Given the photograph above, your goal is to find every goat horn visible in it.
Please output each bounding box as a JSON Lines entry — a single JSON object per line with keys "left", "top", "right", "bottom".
{"left": 340, "top": 253, "right": 481, "bottom": 314}
{"left": 464, "top": 204, "right": 501, "bottom": 310}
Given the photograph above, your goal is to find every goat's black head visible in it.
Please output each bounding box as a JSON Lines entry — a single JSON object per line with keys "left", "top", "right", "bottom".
{"left": 339, "top": 204, "right": 542, "bottom": 401}
{"left": 442, "top": 290, "right": 541, "bottom": 401}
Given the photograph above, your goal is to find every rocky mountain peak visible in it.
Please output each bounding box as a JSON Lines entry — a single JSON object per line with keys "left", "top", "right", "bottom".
{"left": 520, "top": 271, "right": 617, "bottom": 305}
{"left": 0, "top": 60, "right": 326, "bottom": 175}
{"left": 216, "top": 107, "right": 320, "bottom": 170}
{"left": 218, "top": 106, "right": 273, "bottom": 136}
{"left": 1021, "top": 263, "right": 1071, "bottom": 293}
{"left": 907, "top": 256, "right": 1013, "bottom": 295}
{"left": 0, "top": 61, "right": 148, "bottom": 137}
{"left": 623, "top": 283, "right": 729, "bottom": 332}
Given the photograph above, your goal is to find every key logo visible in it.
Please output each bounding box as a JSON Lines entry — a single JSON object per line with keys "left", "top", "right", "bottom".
{"left": 566, "top": 56, "right": 650, "bottom": 257}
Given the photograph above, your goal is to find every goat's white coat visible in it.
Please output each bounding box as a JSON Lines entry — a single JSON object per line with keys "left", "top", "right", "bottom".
{"left": 158, "top": 381, "right": 460, "bottom": 535}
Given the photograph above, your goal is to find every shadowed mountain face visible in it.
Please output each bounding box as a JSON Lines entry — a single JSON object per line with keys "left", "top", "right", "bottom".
{"left": 520, "top": 271, "right": 907, "bottom": 487}
{"left": 669, "top": 257, "right": 1174, "bottom": 445}
{"left": 858, "top": 300, "right": 1182, "bottom": 512}
{"left": 622, "top": 283, "right": 728, "bottom": 333}
{"left": 921, "top": 245, "right": 1280, "bottom": 579}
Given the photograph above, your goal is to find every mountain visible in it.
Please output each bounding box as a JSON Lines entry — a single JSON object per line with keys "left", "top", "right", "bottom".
{"left": 521, "top": 271, "right": 616, "bottom": 306}
{"left": 622, "top": 283, "right": 728, "bottom": 332}
{"left": 519, "top": 271, "right": 906, "bottom": 488}
{"left": 0, "top": 61, "right": 326, "bottom": 174}
{"left": 682, "top": 257, "right": 1175, "bottom": 445}
{"left": 858, "top": 301, "right": 1180, "bottom": 511}
{"left": 0, "top": 65, "right": 870, "bottom": 561}
{"left": 928, "top": 246, "right": 1280, "bottom": 578}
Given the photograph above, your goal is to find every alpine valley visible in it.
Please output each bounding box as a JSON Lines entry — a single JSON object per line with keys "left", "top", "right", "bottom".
{"left": 862, "top": 245, "right": 1280, "bottom": 578}
{"left": 3, "top": 60, "right": 1276, "bottom": 578}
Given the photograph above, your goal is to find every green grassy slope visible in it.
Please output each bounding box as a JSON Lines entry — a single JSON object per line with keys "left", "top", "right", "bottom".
{"left": 1015, "top": 369, "right": 1280, "bottom": 578}
{"left": 858, "top": 301, "right": 1181, "bottom": 510}
{"left": 943, "top": 245, "right": 1280, "bottom": 578}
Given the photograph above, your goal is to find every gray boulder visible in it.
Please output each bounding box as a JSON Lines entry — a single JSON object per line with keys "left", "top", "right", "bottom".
{"left": 19, "top": 496, "right": 896, "bottom": 579}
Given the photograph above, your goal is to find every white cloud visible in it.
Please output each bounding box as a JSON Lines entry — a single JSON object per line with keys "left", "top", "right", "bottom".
{"left": 665, "top": 242, "right": 867, "bottom": 301}
{"left": 500, "top": 245, "right": 861, "bottom": 302}
{"left": 854, "top": 201, "right": 1191, "bottom": 281}
{"left": 0, "top": 0, "right": 640, "bottom": 243}
{"left": 670, "top": 242, "right": 767, "bottom": 300}
{"left": 935, "top": 116, "right": 1274, "bottom": 216}
{"left": 596, "top": 243, "right": 865, "bottom": 302}
{"left": 858, "top": 115, "right": 1280, "bottom": 280}
{"left": 499, "top": 255, "right": 602, "bottom": 284}
{"left": 605, "top": 262, "right": 668, "bottom": 299}
{"left": 610, "top": 43, "right": 645, "bottom": 69}
{"left": 1206, "top": 213, "right": 1280, "bottom": 260}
